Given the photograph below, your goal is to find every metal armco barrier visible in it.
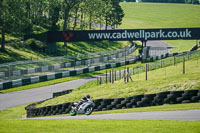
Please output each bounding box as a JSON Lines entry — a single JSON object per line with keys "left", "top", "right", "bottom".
{"left": 0, "top": 57, "right": 137, "bottom": 90}
{"left": 0, "top": 45, "right": 136, "bottom": 81}
{"left": 26, "top": 90, "right": 200, "bottom": 118}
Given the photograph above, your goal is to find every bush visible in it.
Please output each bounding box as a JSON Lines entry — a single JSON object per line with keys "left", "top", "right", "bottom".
{"left": 25, "top": 38, "right": 47, "bottom": 51}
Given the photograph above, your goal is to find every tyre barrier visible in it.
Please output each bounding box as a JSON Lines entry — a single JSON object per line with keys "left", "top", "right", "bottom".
{"left": 26, "top": 90, "right": 200, "bottom": 118}
{"left": 53, "top": 89, "right": 73, "bottom": 98}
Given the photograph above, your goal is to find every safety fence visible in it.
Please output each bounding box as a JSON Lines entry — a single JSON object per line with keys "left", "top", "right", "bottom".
{"left": 0, "top": 45, "right": 136, "bottom": 82}
{"left": 25, "top": 90, "right": 200, "bottom": 118}
{"left": 96, "top": 50, "right": 200, "bottom": 85}
{"left": 0, "top": 57, "right": 138, "bottom": 90}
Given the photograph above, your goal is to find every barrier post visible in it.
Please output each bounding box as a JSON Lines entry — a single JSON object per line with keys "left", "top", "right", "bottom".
{"left": 146, "top": 64, "right": 148, "bottom": 80}
{"left": 183, "top": 56, "right": 185, "bottom": 74}
{"left": 174, "top": 56, "right": 176, "bottom": 66}
{"left": 110, "top": 70, "right": 111, "bottom": 83}
{"left": 106, "top": 70, "right": 107, "bottom": 83}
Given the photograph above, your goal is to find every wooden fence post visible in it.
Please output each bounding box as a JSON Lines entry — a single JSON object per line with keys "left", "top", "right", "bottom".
{"left": 112, "top": 68, "right": 114, "bottom": 84}
{"left": 109, "top": 70, "right": 111, "bottom": 83}
{"left": 146, "top": 64, "right": 148, "bottom": 80}
{"left": 124, "top": 69, "right": 126, "bottom": 83}
{"left": 115, "top": 70, "right": 117, "bottom": 81}
{"left": 174, "top": 56, "right": 176, "bottom": 66}
{"left": 119, "top": 69, "right": 121, "bottom": 80}
{"left": 183, "top": 56, "right": 185, "bottom": 74}
{"left": 106, "top": 70, "right": 107, "bottom": 83}
{"left": 127, "top": 67, "right": 129, "bottom": 83}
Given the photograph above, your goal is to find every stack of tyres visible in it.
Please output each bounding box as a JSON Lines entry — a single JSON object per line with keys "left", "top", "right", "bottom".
{"left": 111, "top": 98, "right": 124, "bottom": 109}
{"left": 153, "top": 91, "right": 170, "bottom": 105}
{"left": 141, "top": 94, "right": 156, "bottom": 106}
{"left": 182, "top": 90, "right": 199, "bottom": 103}
{"left": 93, "top": 99, "right": 103, "bottom": 111}
{"left": 102, "top": 99, "right": 114, "bottom": 111}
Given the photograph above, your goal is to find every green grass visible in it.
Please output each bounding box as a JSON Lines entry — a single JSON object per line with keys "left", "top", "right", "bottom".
{"left": 0, "top": 119, "right": 200, "bottom": 133}
{"left": 0, "top": 105, "right": 27, "bottom": 120}
{"left": 120, "top": 3, "right": 200, "bottom": 52}
{"left": 120, "top": 3, "right": 200, "bottom": 29}
{"left": 165, "top": 40, "right": 197, "bottom": 53}
{"left": 38, "top": 58, "right": 200, "bottom": 107}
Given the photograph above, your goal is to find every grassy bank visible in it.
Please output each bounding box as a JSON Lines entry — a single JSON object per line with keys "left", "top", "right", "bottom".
{"left": 0, "top": 40, "right": 127, "bottom": 63}
{"left": 38, "top": 57, "right": 200, "bottom": 107}
{"left": 120, "top": 3, "right": 200, "bottom": 29}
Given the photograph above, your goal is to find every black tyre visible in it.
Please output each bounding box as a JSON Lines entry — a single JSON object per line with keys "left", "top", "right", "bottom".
{"left": 116, "top": 104, "right": 123, "bottom": 109}
{"left": 176, "top": 97, "right": 184, "bottom": 103}
{"left": 102, "top": 99, "right": 113, "bottom": 105}
{"left": 106, "top": 105, "right": 113, "bottom": 110}
{"left": 183, "top": 90, "right": 198, "bottom": 96}
{"left": 121, "top": 100, "right": 129, "bottom": 105}
{"left": 85, "top": 106, "right": 93, "bottom": 115}
{"left": 132, "top": 95, "right": 144, "bottom": 101}
{"left": 156, "top": 92, "right": 170, "bottom": 99}
{"left": 191, "top": 96, "right": 200, "bottom": 102}
{"left": 144, "top": 94, "right": 156, "bottom": 100}
{"left": 170, "top": 91, "right": 184, "bottom": 97}
{"left": 130, "top": 99, "right": 139, "bottom": 104}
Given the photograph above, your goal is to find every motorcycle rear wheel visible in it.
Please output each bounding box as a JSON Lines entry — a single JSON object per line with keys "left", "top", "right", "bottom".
{"left": 85, "top": 106, "right": 93, "bottom": 115}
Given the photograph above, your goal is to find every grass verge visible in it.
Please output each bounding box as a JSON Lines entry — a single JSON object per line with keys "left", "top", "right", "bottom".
{"left": 0, "top": 119, "right": 200, "bottom": 133}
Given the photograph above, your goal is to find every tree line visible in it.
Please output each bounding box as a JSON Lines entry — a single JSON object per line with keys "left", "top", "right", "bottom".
{"left": 120, "top": 0, "right": 199, "bottom": 3}
{"left": 0, "top": 0, "right": 124, "bottom": 50}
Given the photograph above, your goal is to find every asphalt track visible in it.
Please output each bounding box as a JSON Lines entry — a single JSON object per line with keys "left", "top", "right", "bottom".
{"left": 28, "top": 110, "right": 200, "bottom": 121}
{"left": 0, "top": 77, "right": 96, "bottom": 110}
{"left": 146, "top": 40, "right": 172, "bottom": 48}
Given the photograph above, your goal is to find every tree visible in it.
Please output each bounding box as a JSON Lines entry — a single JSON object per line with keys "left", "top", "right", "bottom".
{"left": 108, "top": 0, "right": 124, "bottom": 29}
{"left": 61, "top": 0, "right": 81, "bottom": 47}
{"left": 0, "top": 0, "right": 26, "bottom": 50}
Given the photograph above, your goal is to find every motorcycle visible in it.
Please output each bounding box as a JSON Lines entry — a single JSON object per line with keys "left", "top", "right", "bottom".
{"left": 70, "top": 99, "right": 95, "bottom": 116}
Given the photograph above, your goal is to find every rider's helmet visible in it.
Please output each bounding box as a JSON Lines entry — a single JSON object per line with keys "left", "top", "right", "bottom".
{"left": 85, "top": 94, "right": 90, "bottom": 99}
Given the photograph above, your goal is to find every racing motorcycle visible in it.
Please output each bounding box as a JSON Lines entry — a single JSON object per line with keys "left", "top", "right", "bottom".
{"left": 70, "top": 99, "right": 95, "bottom": 116}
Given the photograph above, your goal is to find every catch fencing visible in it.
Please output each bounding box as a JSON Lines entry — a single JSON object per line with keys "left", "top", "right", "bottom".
{"left": 97, "top": 50, "right": 200, "bottom": 85}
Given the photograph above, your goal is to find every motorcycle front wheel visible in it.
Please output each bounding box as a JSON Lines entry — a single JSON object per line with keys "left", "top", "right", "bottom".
{"left": 70, "top": 108, "right": 77, "bottom": 116}
{"left": 85, "top": 106, "right": 93, "bottom": 115}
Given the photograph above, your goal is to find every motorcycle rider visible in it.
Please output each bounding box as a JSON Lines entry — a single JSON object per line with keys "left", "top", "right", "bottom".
{"left": 76, "top": 94, "right": 91, "bottom": 108}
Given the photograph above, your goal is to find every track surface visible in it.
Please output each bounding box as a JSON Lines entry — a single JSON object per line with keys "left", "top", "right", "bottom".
{"left": 0, "top": 77, "right": 96, "bottom": 110}
{"left": 28, "top": 110, "right": 200, "bottom": 121}
{"left": 146, "top": 40, "right": 172, "bottom": 48}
